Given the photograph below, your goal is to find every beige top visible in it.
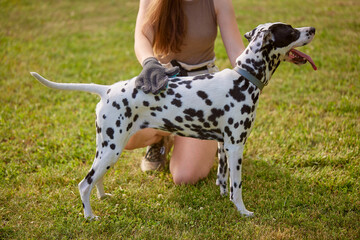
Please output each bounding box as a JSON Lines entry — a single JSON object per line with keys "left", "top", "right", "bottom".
{"left": 156, "top": 0, "right": 218, "bottom": 65}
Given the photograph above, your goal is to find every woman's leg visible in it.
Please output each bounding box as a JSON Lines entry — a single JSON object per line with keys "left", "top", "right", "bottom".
{"left": 125, "top": 129, "right": 172, "bottom": 172}
{"left": 124, "top": 128, "right": 170, "bottom": 150}
{"left": 170, "top": 136, "right": 217, "bottom": 185}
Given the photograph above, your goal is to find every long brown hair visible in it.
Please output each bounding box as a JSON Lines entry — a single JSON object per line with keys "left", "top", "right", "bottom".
{"left": 144, "top": 0, "right": 187, "bottom": 55}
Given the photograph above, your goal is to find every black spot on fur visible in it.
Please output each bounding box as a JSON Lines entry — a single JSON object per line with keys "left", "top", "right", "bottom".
{"left": 205, "top": 99, "right": 212, "bottom": 106}
{"left": 208, "top": 108, "right": 224, "bottom": 126}
{"left": 162, "top": 118, "right": 184, "bottom": 132}
{"left": 140, "top": 121, "right": 149, "bottom": 129}
{"left": 197, "top": 91, "right": 208, "bottom": 99}
{"left": 197, "top": 90, "right": 212, "bottom": 105}
{"left": 112, "top": 101, "right": 120, "bottom": 110}
{"left": 168, "top": 83, "right": 178, "bottom": 88}
{"left": 122, "top": 98, "right": 129, "bottom": 106}
{"left": 183, "top": 108, "right": 204, "bottom": 122}
{"left": 132, "top": 88, "right": 139, "bottom": 99}
{"left": 175, "top": 116, "right": 183, "bottom": 123}
{"left": 171, "top": 98, "right": 182, "bottom": 107}
{"left": 96, "top": 122, "right": 102, "bottom": 133}
{"left": 239, "top": 132, "right": 247, "bottom": 143}
{"left": 248, "top": 86, "right": 254, "bottom": 94}
{"left": 240, "top": 79, "right": 250, "bottom": 91}
{"left": 177, "top": 80, "right": 192, "bottom": 89}
{"left": 224, "top": 126, "right": 232, "bottom": 137}
{"left": 252, "top": 93, "right": 259, "bottom": 105}
{"left": 85, "top": 169, "right": 95, "bottom": 184}
{"left": 110, "top": 144, "right": 116, "bottom": 150}
{"left": 133, "top": 114, "right": 139, "bottom": 122}
{"left": 126, "top": 122, "right": 133, "bottom": 131}
{"left": 124, "top": 107, "right": 132, "bottom": 118}
{"left": 241, "top": 105, "right": 252, "bottom": 114}
{"left": 244, "top": 118, "right": 252, "bottom": 130}
{"left": 166, "top": 89, "right": 175, "bottom": 95}
{"left": 193, "top": 74, "right": 214, "bottom": 80}
{"left": 106, "top": 128, "right": 114, "bottom": 139}
{"left": 229, "top": 78, "right": 246, "bottom": 102}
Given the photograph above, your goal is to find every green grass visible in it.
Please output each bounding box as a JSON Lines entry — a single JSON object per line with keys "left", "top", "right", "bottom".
{"left": 1, "top": 0, "right": 359, "bottom": 239}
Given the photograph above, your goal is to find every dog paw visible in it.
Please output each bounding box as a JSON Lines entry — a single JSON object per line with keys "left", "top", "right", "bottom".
{"left": 91, "top": 215, "right": 100, "bottom": 221}
{"left": 220, "top": 188, "right": 228, "bottom": 196}
{"left": 216, "top": 180, "right": 228, "bottom": 196}
{"left": 239, "top": 209, "right": 254, "bottom": 217}
{"left": 216, "top": 179, "right": 220, "bottom": 186}
{"left": 85, "top": 215, "right": 100, "bottom": 221}
{"left": 98, "top": 193, "right": 112, "bottom": 200}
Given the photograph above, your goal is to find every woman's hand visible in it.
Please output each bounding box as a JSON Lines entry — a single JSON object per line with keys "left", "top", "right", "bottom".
{"left": 135, "top": 57, "right": 179, "bottom": 94}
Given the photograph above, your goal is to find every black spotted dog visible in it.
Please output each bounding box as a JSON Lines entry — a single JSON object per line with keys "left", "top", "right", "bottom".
{"left": 31, "top": 22, "right": 316, "bottom": 219}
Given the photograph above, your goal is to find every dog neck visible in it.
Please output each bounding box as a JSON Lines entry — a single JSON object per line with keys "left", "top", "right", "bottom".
{"left": 235, "top": 43, "right": 281, "bottom": 87}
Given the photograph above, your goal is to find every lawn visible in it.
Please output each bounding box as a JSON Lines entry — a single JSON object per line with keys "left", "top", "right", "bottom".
{"left": 1, "top": 0, "right": 359, "bottom": 239}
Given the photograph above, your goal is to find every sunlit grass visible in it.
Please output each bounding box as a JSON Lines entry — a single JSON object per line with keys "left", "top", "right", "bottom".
{"left": 1, "top": 0, "right": 359, "bottom": 239}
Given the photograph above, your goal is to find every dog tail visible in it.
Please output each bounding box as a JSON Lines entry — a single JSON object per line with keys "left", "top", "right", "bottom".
{"left": 30, "top": 72, "right": 108, "bottom": 98}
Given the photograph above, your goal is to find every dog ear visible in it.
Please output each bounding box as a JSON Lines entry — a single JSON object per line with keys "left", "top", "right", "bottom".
{"left": 249, "top": 30, "right": 272, "bottom": 53}
{"left": 244, "top": 28, "right": 256, "bottom": 42}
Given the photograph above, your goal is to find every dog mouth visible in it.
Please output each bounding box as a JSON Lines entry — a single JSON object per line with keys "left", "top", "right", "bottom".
{"left": 286, "top": 48, "right": 317, "bottom": 70}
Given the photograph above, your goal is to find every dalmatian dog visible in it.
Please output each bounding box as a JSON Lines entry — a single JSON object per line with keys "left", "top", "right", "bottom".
{"left": 31, "top": 22, "right": 316, "bottom": 219}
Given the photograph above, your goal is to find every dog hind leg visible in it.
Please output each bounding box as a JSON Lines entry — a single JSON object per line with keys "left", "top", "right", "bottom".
{"left": 78, "top": 148, "right": 121, "bottom": 219}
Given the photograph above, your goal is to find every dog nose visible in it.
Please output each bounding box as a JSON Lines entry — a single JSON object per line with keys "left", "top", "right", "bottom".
{"left": 309, "top": 27, "right": 316, "bottom": 35}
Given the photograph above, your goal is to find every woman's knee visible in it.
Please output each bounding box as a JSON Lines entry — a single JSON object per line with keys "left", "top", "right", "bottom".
{"left": 171, "top": 165, "right": 207, "bottom": 185}
{"left": 170, "top": 155, "right": 215, "bottom": 185}
{"left": 170, "top": 137, "right": 217, "bottom": 185}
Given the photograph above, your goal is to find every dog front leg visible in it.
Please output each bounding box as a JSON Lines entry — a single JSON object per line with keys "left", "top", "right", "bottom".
{"left": 224, "top": 144, "right": 254, "bottom": 217}
{"left": 216, "top": 142, "right": 228, "bottom": 196}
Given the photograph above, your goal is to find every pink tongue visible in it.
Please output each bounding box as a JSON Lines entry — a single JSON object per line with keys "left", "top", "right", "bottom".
{"left": 291, "top": 49, "right": 317, "bottom": 71}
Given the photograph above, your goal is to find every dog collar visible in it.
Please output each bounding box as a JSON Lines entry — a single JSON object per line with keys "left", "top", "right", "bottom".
{"left": 233, "top": 67, "right": 265, "bottom": 91}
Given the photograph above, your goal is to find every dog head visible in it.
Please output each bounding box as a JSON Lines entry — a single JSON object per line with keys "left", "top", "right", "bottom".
{"left": 244, "top": 22, "right": 317, "bottom": 71}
